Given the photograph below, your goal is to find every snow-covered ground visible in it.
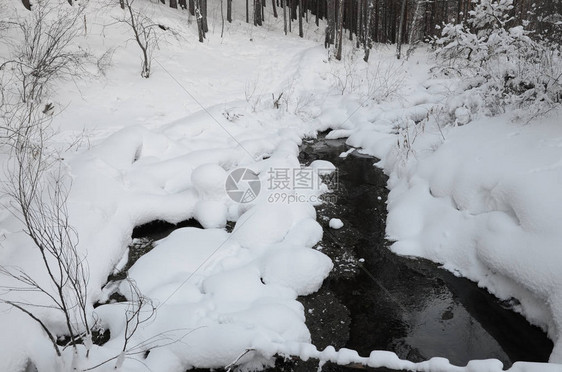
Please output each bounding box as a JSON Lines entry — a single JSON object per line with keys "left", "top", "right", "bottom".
{"left": 1, "top": 1, "right": 562, "bottom": 371}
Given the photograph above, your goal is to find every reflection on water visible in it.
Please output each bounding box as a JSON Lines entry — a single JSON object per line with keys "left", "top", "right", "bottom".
{"left": 400, "top": 291, "right": 510, "bottom": 364}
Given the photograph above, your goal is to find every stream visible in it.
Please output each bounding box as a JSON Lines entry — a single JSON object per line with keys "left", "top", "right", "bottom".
{"left": 120, "top": 135, "right": 553, "bottom": 371}
{"left": 291, "top": 135, "right": 552, "bottom": 371}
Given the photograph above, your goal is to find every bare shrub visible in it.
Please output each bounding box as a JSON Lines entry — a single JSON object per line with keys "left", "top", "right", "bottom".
{"left": 119, "top": 0, "right": 162, "bottom": 78}
{"left": 1, "top": 125, "right": 92, "bottom": 360}
{"left": 0, "top": 1, "right": 157, "bottom": 368}
{"left": 0, "top": 0, "right": 90, "bottom": 104}
{"left": 244, "top": 77, "right": 264, "bottom": 112}
{"left": 329, "top": 50, "right": 405, "bottom": 103}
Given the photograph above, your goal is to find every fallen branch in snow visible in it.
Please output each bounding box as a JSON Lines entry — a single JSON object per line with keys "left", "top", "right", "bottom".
{"left": 226, "top": 348, "right": 256, "bottom": 372}
{"left": 0, "top": 299, "right": 62, "bottom": 357}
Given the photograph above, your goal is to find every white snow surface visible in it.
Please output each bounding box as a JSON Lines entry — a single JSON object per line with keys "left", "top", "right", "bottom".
{"left": 329, "top": 218, "right": 344, "bottom": 230}
{"left": 0, "top": 0, "right": 561, "bottom": 371}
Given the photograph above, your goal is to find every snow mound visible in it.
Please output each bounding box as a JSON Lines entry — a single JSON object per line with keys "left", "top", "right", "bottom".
{"left": 329, "top": 218, "right": 344, "bottom": 229}
{"left": 261, "top": 248, "right": 333, "bottom": 296}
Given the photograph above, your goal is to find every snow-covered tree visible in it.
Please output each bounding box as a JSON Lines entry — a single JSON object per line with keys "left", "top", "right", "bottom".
{"left": 434, "top": 0, "right": 562, "bottom": 119}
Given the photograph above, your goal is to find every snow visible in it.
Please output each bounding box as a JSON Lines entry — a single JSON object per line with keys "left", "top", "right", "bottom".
{"left": 191, "top": 163, "right": 229, "bottom": 198}
{"left": 0, "top": 0, "right": 561, "bottom": 371}
{"left": 329, "top": 218, "right": 344, "bottom": 229}
{"left": 0, "top": 2, "right": 332, "bottom": 370}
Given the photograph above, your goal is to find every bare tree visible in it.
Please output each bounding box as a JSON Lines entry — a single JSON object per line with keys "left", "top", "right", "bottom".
{"left": 298, "top": 0, "right": 303, "bottom": 37}
{"left": 271, "top": 0, "right": 278, "bottom": 18}
{"left": 200, "top": 0, "right": 208, "bottom": 33}
{"left": 195, "top": 0, "right": 206, "bottom": 42}
{"left": 120, "top": 0, "right": 161, "bottom": 78}
{"left": 254, "top": 0, "right": 263, "bottom": 26}
{"left": 220, "top": 0, "right": 225, "bottom": 38}
{"left": 227, "top": 0, "right": 232, "bottom": 22}
{"left": 406, "top": 0, "right": 426, "bottom": 59}
{"left": 283, "top": 0, "right": 288, "bottom": 35}
{"left": 396, "top": 0, "right": 407, "bottom": 59}
{"left": 364, "top": 0, "right": 374, "bottom": 62}
{"left": 325, "top": 0, "right": 335, "bottom": 48}
{"left": 335, "top": 0, "right": 344, "bottom": 60}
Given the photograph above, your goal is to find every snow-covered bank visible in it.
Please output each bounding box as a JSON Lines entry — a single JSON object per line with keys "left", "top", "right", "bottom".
{"left": 0, "top": 2, "right": 338, "bottom": 370}
{"left": 1, "top": 100, "right": 337, "bottom": 371}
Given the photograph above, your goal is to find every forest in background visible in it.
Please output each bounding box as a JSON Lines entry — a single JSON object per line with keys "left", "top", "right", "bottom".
{"left": 15, "top": 0, "right": 562, "bottom": 60}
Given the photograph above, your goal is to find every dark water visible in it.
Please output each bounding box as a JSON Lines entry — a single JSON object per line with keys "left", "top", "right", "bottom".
{"left": 293, "top": 136, "right": 552, "bottom": 371}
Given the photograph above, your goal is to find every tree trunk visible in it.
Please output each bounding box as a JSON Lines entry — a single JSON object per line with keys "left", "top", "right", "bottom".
{"left": 406, "top": 0, "right": 423, "bottom": 57}
{"left": 395, "top": 0, "right": 407, "bottom": 59}
{"left": 201, "top": 0, "right": 208, "bottom": 32}
{"left": 189, "top": 0, "right": 195, "bottom": 15}
{"left": 364, "top": 0, "right": 373, "bottom": 61}
{"left": 254, "top": 0, "right": 263, "bottom": 26}
{"left": 227, "top": 0, "right": 232, "bottom": 22}
{"left": 170, "top": 0, "right": 177, "bottom": 9}
{"left": 325, "top": 0, "right": 335, "bottom": 47}
{"left": 272, "top": 0, "right": 278, "bottom": 17}
{"left": 179, "top": 0, "right": 187, "bottom": 9}
{"left": 348, "top": 0, "right": 353, "bottom": 41}
{"left": 315, "top": 0, "right": 320, "bottom": 26}
{"left": 335, "top": 0, "right": 344, "bottom": 60}
{"left": 356, "top": 0, "right": 362, "bottom": 47}
{"left": 221, "top": 0, "right": 225, "bottom": 37}
{"left": 283, "top": 0, "right": 288, "bottom": 34}
{"left": 299, "top": 0, "right": 304, "bottom": 37}
{"left": 246, "top": 0, "right": 250, "bottom": 23}
{"left": 290, "top": 0, "right": 296, "bottom": 20}
{"left": 195, "top": 0, "right": 205, "bottom": 42}
{"left": 373, "top": 0, "right": 378, "bottom": 42}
